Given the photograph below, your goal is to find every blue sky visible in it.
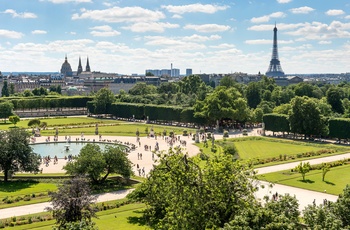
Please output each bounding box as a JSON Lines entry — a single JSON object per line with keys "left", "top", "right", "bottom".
{"left": 1, "top": 0, "right": 350, "bottom": 75}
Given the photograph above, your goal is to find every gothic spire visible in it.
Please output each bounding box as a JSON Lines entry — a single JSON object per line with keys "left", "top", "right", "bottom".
{"left": 77, "top": 56, "right": 83, "bottom": 75}
{"left": 85, "top": 56, "right": 91, "bottom": 72}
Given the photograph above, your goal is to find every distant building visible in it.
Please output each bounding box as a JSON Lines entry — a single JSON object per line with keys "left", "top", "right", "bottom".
{"left": 146, "top": 68, "right": 180, "bottom": 77}
{"left": 186, "top": 69, "right": 192, "bottom": 76}
{"left": 60, "top": 55, "right": 73, "bottom": 77}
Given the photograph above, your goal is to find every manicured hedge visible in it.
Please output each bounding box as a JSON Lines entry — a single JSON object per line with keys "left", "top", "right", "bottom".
{"left": 263, "top": 113, "right": 290, "bottom": 133}
{"left": 329, "top": 118, "right": 350, "bottom": 139}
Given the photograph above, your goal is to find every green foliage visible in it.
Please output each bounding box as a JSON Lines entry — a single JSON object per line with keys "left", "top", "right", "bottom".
{"left": 0, "top": 101, "right": 14, "bottom": 122}
{"left": 27, "top": 119, "right": 41, "bottom": 127}
{"left": 1, "top": 80, "right": 9, "bottom": 97}
{"left": 263, "top": 113, "right": 290, "bottom": 133}
{"left": 93, "top": 88, "right": 115, "bottom": 114}
{"left": 294, "top": 162, "right": 311, "bottom": 181}
{"left": 129, "top": 82, "right": 157, "bottom": 95}
{"left": 47, "top": 177, "right": 97, "bottom": 228}
{"left": 326, "top": 87, "right": 344, "bottom": 114}
{"left": 8, "top": 115, "right": 20, "bottom": 126}
{"left": 128, "top": 148, "right": 257, "bottom": 229}
{"left": 52, "top": 220, "right": 98, "bottom": 230}
{"left": 0, "top": 128, "right": 40, "bottom": 182}
{"left": 321, "top": 163, "right": 330, "bottom": 181}
{"left": 223, "top": 194, "right": 300, "bottom": 229}
{"left": 64, "top": 144, "right": 133, "bottom": 183}
{"left": 329, "top": 118, "right": 350, "bottom": 140}
{"left": 303, "top": 203, "right": 342, "bottom": 229}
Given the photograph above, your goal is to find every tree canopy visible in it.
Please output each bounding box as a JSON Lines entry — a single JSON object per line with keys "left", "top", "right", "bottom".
{"left": 93, "top": 88, "right": 115, "bottom": 114}
{"left": 64, "top": 144, "right": 133, "bottom": 184}
{"left": 128, "top": 148, "right": 257, "bottom": 229}
{"left": 0, "top": 128, "right": 40, "bottom": 182}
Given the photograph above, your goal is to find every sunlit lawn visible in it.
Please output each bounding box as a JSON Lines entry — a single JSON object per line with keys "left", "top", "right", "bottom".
{"left": 40, "top": 123, "right": 195, "bottom": 137}
{"left": 195, "top": 137, "right": 350, "bottom": 167}
{"left": 259, "top": 164, "right": 350, "bottom": 195}
{"left": 0, "top": 117, "right": 122, "bottom": 130}
{"left": 7, "top": 202, "right": 148, "bottom": 230}
{"left": 0, "top": 181, "right": 57, "bottom": 209}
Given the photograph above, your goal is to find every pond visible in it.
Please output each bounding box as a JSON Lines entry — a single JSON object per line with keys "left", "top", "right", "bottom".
{"left": 31, "top": 142, "right": 123, "bottom": 158}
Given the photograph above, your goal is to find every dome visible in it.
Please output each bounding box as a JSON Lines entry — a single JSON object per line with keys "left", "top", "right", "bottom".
{"left": 60, "top": 56, "right": 73, "bottom": 77}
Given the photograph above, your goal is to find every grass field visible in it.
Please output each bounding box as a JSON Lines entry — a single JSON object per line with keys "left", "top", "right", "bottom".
{"left": 40, "top": 122, "right": 195, "bottom": 137}
{"left": 0, "top": 181, "right": 57, "bottom": 209}
{"left": 259, "top": 164, "right": 350, "bottom": 195}
{"left": 0, "top": 117, "right": 121, "bottom": 130}
{"left": 5, "top": 202, "right": 148, "bottom": 230}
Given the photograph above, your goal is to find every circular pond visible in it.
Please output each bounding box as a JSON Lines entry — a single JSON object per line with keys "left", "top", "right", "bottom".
{"left": 31, "top": 142, "right": 123, "bottom": 158}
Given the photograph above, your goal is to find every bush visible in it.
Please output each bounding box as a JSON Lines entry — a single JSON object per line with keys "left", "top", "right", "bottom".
{"left": 183, "top": 130, "right": 188, "bottom": 136}
{"left": 223, "top": 131, "right": 229, "bottom": 138}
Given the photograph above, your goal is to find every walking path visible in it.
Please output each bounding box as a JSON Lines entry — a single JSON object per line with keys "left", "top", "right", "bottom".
{"left": 0, "top": 129, "right": 345, "bottom": 219}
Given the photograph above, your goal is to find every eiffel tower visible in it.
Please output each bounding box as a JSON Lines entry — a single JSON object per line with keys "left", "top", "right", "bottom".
{"left": 266, "top": 24, "right": 285, "bottom": 77}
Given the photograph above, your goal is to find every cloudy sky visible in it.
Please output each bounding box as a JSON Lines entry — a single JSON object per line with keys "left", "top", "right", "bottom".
{"left": 1, "top": 0, "right": 350, "bottom": 75}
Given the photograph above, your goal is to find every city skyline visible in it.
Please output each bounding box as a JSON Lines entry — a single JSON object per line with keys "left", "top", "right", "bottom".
{"left": 1, "top": 0, "right": 350, "bottom": 75}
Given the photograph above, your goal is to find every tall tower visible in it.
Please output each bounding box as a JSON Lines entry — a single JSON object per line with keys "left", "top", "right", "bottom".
{"left": 85, "top": 57, "right": 91, "bottom": 72}
{"left": 77, "top": 56, "right": 83, "bottom": 75}
{"left": 266, "top": 24, "right": 285, "bottom": 77}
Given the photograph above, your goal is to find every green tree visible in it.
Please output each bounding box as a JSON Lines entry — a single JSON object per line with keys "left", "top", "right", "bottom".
{"left": 28, "top": 118, "right": 41, "bottom": 127}
{"left": 22, "top": 89, "right": 34, "bottom": 97}
{"left": 64, "top": 144, "right": 133, "bottom": 184}
{"left": 194, "top": 87, "right": 249, "bottom": 125}
{"left": 1, "top": 80, "right": 9, "bottom": 97}
{"left": 289, "top": 96, "right": 328, "bottom": 138}
{"left": 326, "top": 87, "right": 344, "bottom": 114}
{"left": 129, "top": 82, "right": 157, "bottom": 95}
{"left": 294, "top": 162, "right": 311, "bottom": 181}
{"left": 321, "top": 163, "right": 330, "bottom": 182}
{"left": 0, "top": 101, "right": 14, "bottom": 123}
{"left": 9, "top": 83, "right": 15, "bottom": 95}
{"left": 93, "top": 88, "right": 115, "bottom": 114}
{"left": 9, "top": 115, "right": 20, "bottom": 126}
{"left": 128, "top": 148, "right": 257, "bottom": 229}
{"left": 245, "top": 82, "right": 261, "bottom": 108}
{"left": 224, "top": 194, "right": 300, "bottom": 229}
{"left": 219, "top": 76, "right": 237, "bottom": 88}
{"left": 0, "top": 128, "right": 40, "bottom": 182}
{"left": 46, "top": 176, "right": 98, "bottom": 229}
{"left": 334, "top": 185, "right": 350, "bottom": 228}
{"left": 303, "top": 203, "right": 342, "bottom": 229}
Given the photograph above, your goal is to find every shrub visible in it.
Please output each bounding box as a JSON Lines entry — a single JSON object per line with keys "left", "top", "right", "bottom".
{"left": 223, "top": 131, "right": 229, "bottom": 138}
{"left": 183, "top": 130, "right": 188, "bottom": 136}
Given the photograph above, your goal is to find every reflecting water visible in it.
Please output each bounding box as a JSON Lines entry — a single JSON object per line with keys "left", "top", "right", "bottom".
{"left": 31, "top": 142, "right": 121, "bottom": 158}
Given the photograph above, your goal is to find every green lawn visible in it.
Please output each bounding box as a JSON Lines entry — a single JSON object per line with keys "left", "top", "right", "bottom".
{"left": 259, "top": 164, "right": 350, "bottom": 195}
{"left": 5, "top": 203, "right": 148, "bottom": 230}
{"left": 40, "top": 123, "right": 195, "bottom": 137}
{"left": 234, "top": 139, "right": 326, "bottom": 159}
{"left": 0, "top": 117, "right": 121, "bottom": 130}
{"left": 0, "top": 181, "right": 57, "bottom": 209}
{"left": 196, "top": 137, "right": 350, "bottom": 167}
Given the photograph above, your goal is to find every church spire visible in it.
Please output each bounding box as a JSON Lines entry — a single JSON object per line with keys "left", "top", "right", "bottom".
{"left": 77, "top": 56, "right": 83, "bottom": 75}
{"left": 85, "top": 56, "right": 91, "bottom": 72}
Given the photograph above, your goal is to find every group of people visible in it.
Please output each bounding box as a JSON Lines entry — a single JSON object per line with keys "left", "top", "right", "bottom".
{"left": 40, "top": 155, "right": 58, "bottom": 167}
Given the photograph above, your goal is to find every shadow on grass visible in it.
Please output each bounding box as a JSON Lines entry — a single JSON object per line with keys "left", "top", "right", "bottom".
{"left": 299, "top": 179, "right": 315, "bottom": 184}
{"left": 0, "top": 180, "right": 39, "bottom": 192}
{"left": 127, "top": 210, "right": 148, "bottom": 226}
{"left": 324, "top": 180, "right": 335, "bottom": 186}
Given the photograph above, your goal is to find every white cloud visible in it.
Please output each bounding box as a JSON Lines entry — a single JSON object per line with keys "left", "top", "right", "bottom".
{"left": 319, "top": 40, "right": 332, "bottom": 44}
{"left": 277, "top": 0, "right": 292, "bottom": 3}
{"left": 122, "top": 22, "right": 179, "bottom": 33}
{"left": 3, "top": 9, "right": 37, "bottom": 19}
{"left": 182, "top": 34, "right": 221, "bottom": 42}
{"left": 72, "top": 7, "right": 165, "bottom": 23}
{"left": 326, "top": 9, "right": 345, "bottom": 16}
{"left": 184, "top": 24, "right": 230, "bottom": 33}
{"left": 90, "top": 25, "right": 113, "bottom": 31}
{"left": 245, "top": 39, "right": 294, "bottom": 45}
{"left": 32, "top": 30, "right": 47, "bottom": 34}
{"left": 0, "top": 29, "right": 23, "bottom": 39}
{"left": 248, "top": 23, "right": 305, "bottom": 31}
{"left": 43, "top": 0, "right": 92, "bottom": 3}
{"left": 144, "top": 36, "right": 206, "bottom": 50}
{"left": 345, "top": 15, "right": 350, "bottom": 19}
{"left": 285, "top": 21, "right": 350, "bottom": 40}
{"left": 172, "top": 14, "right": 182, "bottom": 19}
{"left": 161, "top": 3, "right": 229, "bottom": 14}
{"left": 289, "top": 6, "right": 315, "bottom": 14}
{"left": 89, "top": 25, "right": 120, "bottom": 37}
{"left": 210, "top": 43, "right": 236, "bottom": 49}
{"left": 251, "top": 11, "right": 286, "bottom": 23}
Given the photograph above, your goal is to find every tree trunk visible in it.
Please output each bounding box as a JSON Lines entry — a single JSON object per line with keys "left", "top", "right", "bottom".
{"left": 101, "top": 172, "right": 110, "bottom": 183}
{"left": 4, "top": 169, "right": 8, "bottom": 182}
